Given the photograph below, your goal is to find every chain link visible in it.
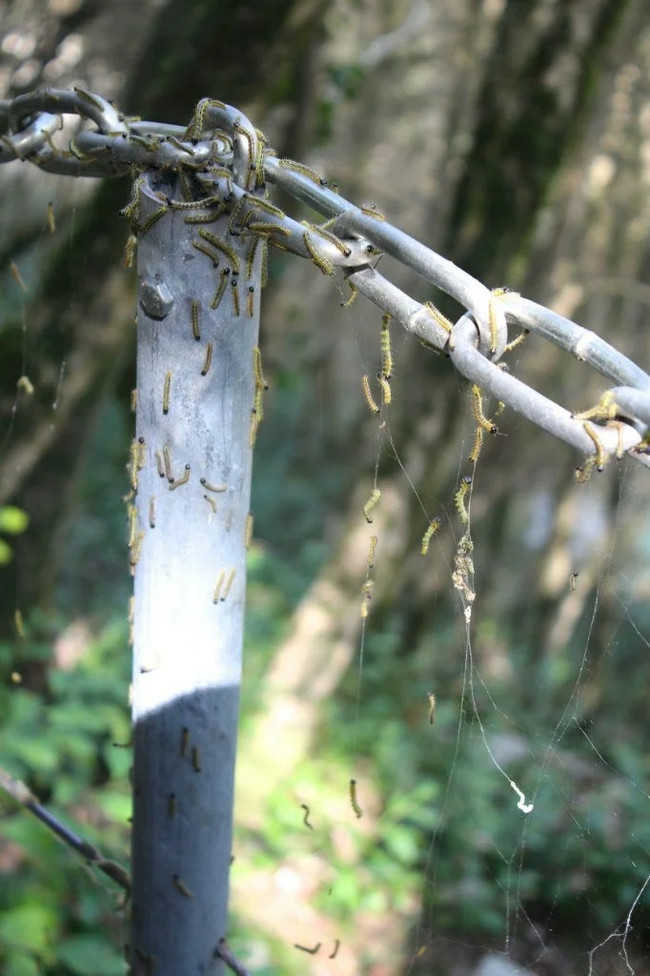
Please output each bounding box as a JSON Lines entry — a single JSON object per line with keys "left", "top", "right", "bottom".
{"left": 2, "top": 88, "right": 649, "bottom": 471}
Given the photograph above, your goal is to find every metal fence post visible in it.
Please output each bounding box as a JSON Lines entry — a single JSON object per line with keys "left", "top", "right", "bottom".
{"left": 129, "top": 170, "right": 260, "bottom": 974}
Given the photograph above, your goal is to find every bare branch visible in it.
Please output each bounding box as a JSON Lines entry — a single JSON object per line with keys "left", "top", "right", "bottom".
{"left": 0, "top": 765, "right": 130, "bottom": 893}
{"left": 215, "top": 938, "right": 255, "bottom": 976}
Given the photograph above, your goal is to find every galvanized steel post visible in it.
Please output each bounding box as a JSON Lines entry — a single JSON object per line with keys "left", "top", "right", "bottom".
{"left": 129, "top": 170, "right": 261, "bottom": 975}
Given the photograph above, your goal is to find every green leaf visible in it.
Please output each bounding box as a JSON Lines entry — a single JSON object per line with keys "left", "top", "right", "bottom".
{"left": 0, "top": 904, "right": 58, "bottom": 952}
{"left": 49, "top": 703, "right": 120, "bottom": 735}
{"left": 382, "top": 824, "right": 420, "bottom": 865}
{"left": 0, "top": 507, "right": 29, "bottom": 535}
{"left": 5, "top": 951, "right": 42, "bottom": 976}
{"left": 5, "top": 736, "right": 60, "bottom": 775}
{"left": 56, "top": 935, "right": 124, "bottom": 975}
{"left": 93, "top": 788, "right": 131, "bottom": 823}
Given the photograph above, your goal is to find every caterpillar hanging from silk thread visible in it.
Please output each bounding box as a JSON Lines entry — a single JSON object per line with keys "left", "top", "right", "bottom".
{"left": 363, "top": 488, "right": 381, "bottom": 524}
{"left": 349, "top": 778, "right": 363, "bottom": 818}
{"left": 421, "top": 516, "right": 442, "bottom": 555}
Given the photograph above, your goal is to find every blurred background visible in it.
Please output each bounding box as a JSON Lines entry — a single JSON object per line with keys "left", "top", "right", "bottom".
{"left": 1, "top": 0, "right": 650, "bottom": 974}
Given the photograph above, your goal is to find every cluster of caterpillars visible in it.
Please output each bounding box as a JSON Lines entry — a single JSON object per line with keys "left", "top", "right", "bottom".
{"left": 122, "top": 147, "right": 268, "bottom": 595}
{"left": 126, "top": 427, "right": 249, "bottom": 609}
{"left": 361, "top": 313, "right": 394, "bottom": 415}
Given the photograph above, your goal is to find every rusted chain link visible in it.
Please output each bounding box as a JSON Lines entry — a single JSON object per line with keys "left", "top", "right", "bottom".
{"left": 2, "top": 88, "right": 650, "bottom": 471}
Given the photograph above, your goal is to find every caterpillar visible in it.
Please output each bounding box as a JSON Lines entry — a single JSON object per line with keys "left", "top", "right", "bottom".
{"left": 421, "top": 516, "right": 442, "bottom": 555}
{"left": 221, "top": 569, "right": 236, "bottom": 602}
{"left": 349, "top": 778, "right": 363, "bottom": 818}
{"left": 360, "top": 202, "right": 385, "bottom": 220}
{"left": 200, "top": 478, "right": 228, "bottom": 493}
{"left": 190, "top": 299, "right": 201, "bottom": 341}
{"left": 367, "top": 535, "right": 378, "bottom": 568}
{"left": 252, "top": 347, "right": 268, "bottom": 389}
{"left": 278, "top": 157, "right": 328, "bottom": 186}
{"left": 173, "top": 875, "right": 193, "bottom": 898}
{"left": 162, "top": 371, "right": 172, "bottom": 415}
{"left": 423, "top": 300, "right": 452, "bottom": 333}
{"left": 363, "top": 488, "right": 381, "bottom": 524}
{"left": 471, "top": 384, "right": 497, "bottom": 434}
{"left": 9, "top": 261, "right": 27, "bottom": 292}
{"left": 230, "top": 274, "right": 240, "bottom": 316}
{"left": 245, "top": 513, "right": 254, "bottom": 549}
{"left": 197, "top": 229, "right": 240, "bottom": 273}
{"left": 329, "top": 941, "right": 341, "bottom": 960}
{"left": 123, "top": 233, "right": 137, "bottom": 269}
{"left": 200, "top": 342, "right": 213, "bottom": 376}
{"left": 192, "top": 238, "right": 221, "bottom": 267}
{"left": 380, "top": 314, "right": 393, "bottom": 379}
{"left": 488, "top": 295, "right": 499, "bottom": 355}
{"left": 362, "top": 374, "right": 380, "bottom": 415}
{"left": 454, "top": 476, "right": 472, "bottom": 526}
{"left": 136, "top": 437, "right": 146, "bottom": 470}
{"left": 163, "top": 445, "right": 173, "bottom": 482}
{"left": 377, "top": 374, "right": 391, "bottom": 406}
{"left": 305, "top": 222, "right": 351, "bottom": 258}
{"left": 303, "top": 229, "right": 335, "bottom": 275}
{"left": 300, "top": 803, "right": 313, "bottom": 830}
{"left": 340, "top": 279, "right": 358, "bottom": 308}
{"left": 469, "top": 425, "right": 484, "bottom": 465}
{"left": 427, "top": 691, "right": 436, "bottom": 725}
{"left": 168, "top": 464, "right": 191, "bottom": 490}
{"left": 136, "top": 205, "right": 167, "bottom": 236}
{"left": 212, "top": 570, "right": 225, "bottom": 603}
{"left": 204, "top": 494, "right": 217, "bottom": 514}
{"left": 583, "top": 421, "right": 607, "bottom": 472}
{"left": 180, "top": 727, "right": 189, "bottom": 757}
{"left": 294, "top": 943, "right": 322, "bottom": 955}
{"left": 210, "top": 268, "right": 230, "bottom": 309}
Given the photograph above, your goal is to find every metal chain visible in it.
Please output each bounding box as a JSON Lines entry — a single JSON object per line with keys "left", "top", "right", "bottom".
{"left": 2, "top": 87, "right": 650, "bottom": 472}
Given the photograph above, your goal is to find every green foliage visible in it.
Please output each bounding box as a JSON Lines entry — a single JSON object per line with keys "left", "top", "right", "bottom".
{"left": 0, "top": 505, "right": 29, "bottom": 564}
{"left": 0, "top": 616, "right": 130, "bottom": 975}
{"left": 311, "top": 600, "right": 650, "bottom": 945}
{"left": 2, "top": 379, "right": 649, "bottom": 970}
{"left": 0, "top": 904, "right": 58, "bottom": 955}
{"left": 56, "top": 936, "right": 125, "bottom": 976}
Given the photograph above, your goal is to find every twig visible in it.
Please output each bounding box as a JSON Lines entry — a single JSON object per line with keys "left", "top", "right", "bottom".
{"left": 0, "top": 765, "right": 130, "bottom": 892}
{"left": 215, "top": 938, "right": 255, "bottom": 976}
